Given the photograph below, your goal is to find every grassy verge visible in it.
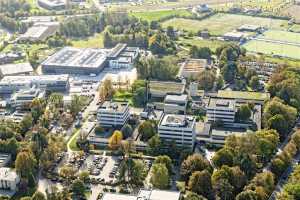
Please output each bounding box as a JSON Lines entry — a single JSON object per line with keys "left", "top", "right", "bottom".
{"left": 67, "top": 129, "right": 80, "bottom": 152}
{"left": 178, "top": 37, "right": 228, "bottom": 52}
{"left": 129, "top": 9, "right": 192, "bottom": 21}
{"left": 71, "top": 32, "right": 104, "bottom": 48}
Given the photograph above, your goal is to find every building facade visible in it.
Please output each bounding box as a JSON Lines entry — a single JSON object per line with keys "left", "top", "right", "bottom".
{"left": 97, "top": 101, "right": 130, "bottom": 128}
{"left": 206, "top": 98, "right": 236, "bottom": 123}
{"left": 0, "top": 168, "right": 20, "bottom": 191}
{"left": 158, "top": 114, "right": 196, "bottom": 148}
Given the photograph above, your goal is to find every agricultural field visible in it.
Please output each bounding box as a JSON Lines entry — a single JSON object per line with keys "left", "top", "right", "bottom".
{"left": 162, "top": 13, "right": 289, "bottom": 35}
{"left": 129, "top": 9, "right": 193, "bottom": 22}
{"left": 243, "top": 40, "right": 300, "bottom": 60}
{"left": 178, "top": 37, "right": 228, "bottom": 52}
{"left": 71, "top": 33, "right": 104, "bottom": 48}
{"left": 257, "top": 30, "right": 300, "bottom": 44}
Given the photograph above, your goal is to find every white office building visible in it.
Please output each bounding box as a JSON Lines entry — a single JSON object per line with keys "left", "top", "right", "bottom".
{"left": 207, "top": 98, "right": 236, "bottom": 123}
{"left": 10, "top": 87, "right": 46, "bottom": 108}
{"left": 0, "top": 74, "right": 70, "bottom": 94}
{"left": 0, "top": 168, "right": 20, "bottom": 191}
{"left": 164, "top": 94, "right": 188, "bottom": 114}
{"left": 158, "top": 114, "right": 196, "bottom": 148}
{"left": 102, "top": 189, "right": 181, "bottom": 200}
{"left": 97, "top": 101, "right": 130, "bottom": 128}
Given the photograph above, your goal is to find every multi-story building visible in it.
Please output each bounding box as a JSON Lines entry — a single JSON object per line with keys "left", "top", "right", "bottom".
{"left": 0, "top": 167, "right": 20, "bottom": 191}
{"left": 0, "top": 74, "right": 70, "bottom": 94}
{"left": 164, "top": 94, "right": 188, "bottom": 114}
{"left": 107, "top": 43, "right": 139, "bottom": 69}
{"left": 158, "top": 114, "right": 196, "bottom": 148}
{"left": 206, "top": 98, "right": 236, "bottom": 123}
{"left": 102, "top": 189, "right": 181, "bottom": 200}
{"left": 0, "top": 154, "right": 11, "bottom": 168}
{"left": 37, "top": 0, "right": 66, "bottom": 10}
{"left": 97, "top": 101, "right": 130, "bottom": 128}
{"left": 10, "top": 87, "right": 46, "bottom": 108}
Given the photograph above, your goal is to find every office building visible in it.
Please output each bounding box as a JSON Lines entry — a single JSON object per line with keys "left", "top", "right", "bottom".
{"left": 37, "top": 0, "right": 66, "bottom": 10}
{"left": 0, "top": 74, "right": 70, "bottom": 94}
{"left": 158, "top": 114, "right": 196, "bottom": 148}
{"left": 102, "top": 189, "right": 181, "bottom": 200}
{"left": 0, "top": 167, "right": 20, "bottom": 191}
{"left": 0, "top": 154, "right": 11, "bottom": 168}
{"left": 19, "top": 22, "right": 59, "bottom": 42}
{"left": 207, "top": 98, "right": 236, "bottom": 123}
{"left": 97, "top": 101, "right": 130, "bottom": 128}
{"left": 0, "top": 63, "right": 33, "bottom": 77}
{"left": 164, "top": 94, "right": 188, "bottom": 114}
{"left": 149, "top": 81, "right": 186, "bottom": 99}
{"left": 223, "top": 31, "right": 244, "bottom": 41}
{"left": 42, "top": 47, "right": 109, "bottom": 75}
{"left": 10, "top": 87, "right": 46, "bottom": 108}
{"left": 107, "top": 43, "right": 139, "bottom": 69}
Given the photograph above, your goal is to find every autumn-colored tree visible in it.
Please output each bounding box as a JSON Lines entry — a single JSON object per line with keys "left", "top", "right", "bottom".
{"left": 108, "top": 130, "right": 123, "bottom": 149}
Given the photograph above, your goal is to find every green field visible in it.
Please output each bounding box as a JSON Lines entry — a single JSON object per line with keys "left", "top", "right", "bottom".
{"left": 71, "top": 33, "right": 104, "bottom": 48}
{"left": 243, "top": 40, "right": 300, "bottom": 60}
{"left": 130, "top": 9, "right": 193, "bottom": 22}
{"left": 178, "top": 37, "right": 228, "bottom": 52}
{"left": 162, "top": 13, "right": 288, "bottom": 35}
{"left": 258, "top": 30, "right": 300, "bottom": 44}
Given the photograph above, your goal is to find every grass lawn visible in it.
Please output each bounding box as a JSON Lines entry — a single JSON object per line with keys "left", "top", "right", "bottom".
{"left": 68, "top": 129, "right": 80, "bottom": 151}
{"left": 129, "top": 9, "right": 192, "bottom": 21}
{"left": 258, "top": 30, "right": 300, "bottom": 44}
{"left": 217, "top": 90, "right": 270, "bottom": 101}
{"left": 71, "top": 33, "right": 104, "bottom": 48}
{"left": 178, "top": 37, "right": 228, "bottom": 52}
{"left": 112, "top": 90, "right": 133, "bottom": 105}
{"left": 243, "top": 40, "right": 300, "bottom": 60}
{"left": 162, "top": 13, "right": 288, "bottom": 35}
{"left": 290, "top": 24, "right": 300, "bottom": 33}
{"left": 264, "top": 56, "right": 300, "bottom": 68}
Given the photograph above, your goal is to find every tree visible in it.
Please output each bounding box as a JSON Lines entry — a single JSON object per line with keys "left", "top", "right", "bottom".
{"left": 197, "top": 70, "right": 216, "bottom": 91}
{"left": 15, "top": 150, "right": 37, "bottom": 180}
{"left": 147, "top": 135, "right": 161, "bottom": 156}
{"left": 221, "top": 62, "right": 237, "bottom": 83}
{"left": 31, "top": 98, "right": 45, "bottom": 122}
{"left": 20, "top": 114, "right": 33, "bottom": 134}
{"left": 213, "top": 179, "right": 234, "bottom": 200}
{"left": 212, "top": 148, "right": 234, "bottom": 168}
{"left": 131, "top": 160, "right": 147, "bottom": 185}
{"left": 108, "top": 130, "right": 123, "bottom": 149}
{"left": 132, "top": 87, "right": 146, "bottom": 107}
{"left": 236, "top": 190, "right": 259, "bottom": 200}
{"left": 100, "top": 78, "right": 115, "bottom": 100}
{"left": 249, "top": 76, "right": 261, "bottom": 91}
{"left": 180, "top": 154, "right": 211, "bottom": 181}
{"left": 59, "top": 166, "right": 76, "bottom": 183}
{"left": 151, "top": 163, "right": 169, "bottom": 189}
{"left": 236, "top": 104, "right": 251, "bottom": 121}
{"left": 138, "top": 120, "right": 156, "bottom": 141}
{"left": 32, "top": 191, "right": 46, "bottom": 200}
{"left": 72, "top": 179, "right": 85, "bottom": 196}
{"left": 188, "top": 170, "right": 213, "bottom": 198}
{"left": 166, "top": 26, "right": 176, "bottom": 39}
{"left": 190, "top": 46, "right": 212, "bottom": 59}
{"left": 185, "top": 192, "right": 208, "bottom": 200}
{"left": 267, "top": 114, "right": 288, "bottom": 139}
{"left": 69, "top": 95, "right": 84, "bottom": 116}
{"left": 121, "top": 124, "right": 133, "bottom": 139}
{"left": 79, "top": 171, "right": 90, "bottom": 183}
{"left": 154, "top": 155, "right": 173, "bottom": 174}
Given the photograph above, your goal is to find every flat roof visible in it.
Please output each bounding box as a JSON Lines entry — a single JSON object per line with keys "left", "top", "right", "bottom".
{"left": 0, "top": 74, "right": 69, "bottom": 85}
{"left": 217, "top": 90, "right": 270, "bottom": 101}
{"left": 223, "top": 31, "right": 244, "bottom": 38}
{"left": 0, "top": 63, "right": 33, "bottom": 76}
{"left": 102, "top": 193, "right": 136, "bottom": 200}
{"left": 138, "top": 189, "right": 181, "bottom": 200}
{"left": 160, "top": 114, "right": 195, "bottom": 128}
{"left": 182, "top": 59, "right": 207, "bottom": 72}
{"left": 149, "top": 81, "right": 185, "bottom": 95}
{"left": 208, "top": 98, "right": 235, "bottom": 109}
{"left": 211, "top": 128, "right": 247, "bottom": 137}
{"left": 21, "top": 26, "right": 49, "bottom": 39}
{"left": 99, "top": 101, "right": 129, "bottom": 113}
{"left": 42, "top": 47, "right": 109, "bottom": 69}
{"left": 165, "top": 94, "right": 188, "bottom": 103}
{"left": 238, "top": 24, "right": 261, "bottom": 31}
{"left": 108, "top": 43, "right": 127, "bottom": 58}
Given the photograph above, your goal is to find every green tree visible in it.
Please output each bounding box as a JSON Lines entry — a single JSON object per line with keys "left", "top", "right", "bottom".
{"left": 212, "top": 148, "right": 234, "bottom": 168}
{"left": 138, "top": 120, "right": 157, "bottom": 141}
{"left": 154, "top": 155, "right": 173, "bottom": 173}
{"left": 213, "top": 179, "right": 234, "bottom": 200}
{"left": 147, "top": 135, "right": 161, "bottom": 156}
{"left": 131, "top": 160, "right": 147, "bottom": 185}
{"left": 249, "top": 76, "right": 261, "bottom": 91}
{"left": 267, "top": 114, "right": 288, "bottom": 139}
{"left": 221, "top": 62, "right": 237, "bottom": 83}
{"left": 197, "top": 70, "right": 216, "bottom": 91}
{"left": 180, "top": 154, "right": 211, "bottom": 181}
{"left": 236, "top": 104, "right": 251, "bottom": 121}
{"left": 15, "top": 150, "right": 37, "bottom": 180}
{"left": 236, "top": 190, "right": 259, "bottom": 200}
{"left": 151, "top": 163, "right": 169, "bottom": 189}
{"left": 71, "top": 179, "right": 85, "bottom": 196}
{"left": 121, "top": 124, "right": 133, "bottom": 139}
{"left": 20, "top": 114, "right": 33, "bottom": 134}
{"left": 185, "top": 192, "right": 208, "bottom": 200}
{"left": 188, "top": 170, "right": 213, "bottom": 199}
